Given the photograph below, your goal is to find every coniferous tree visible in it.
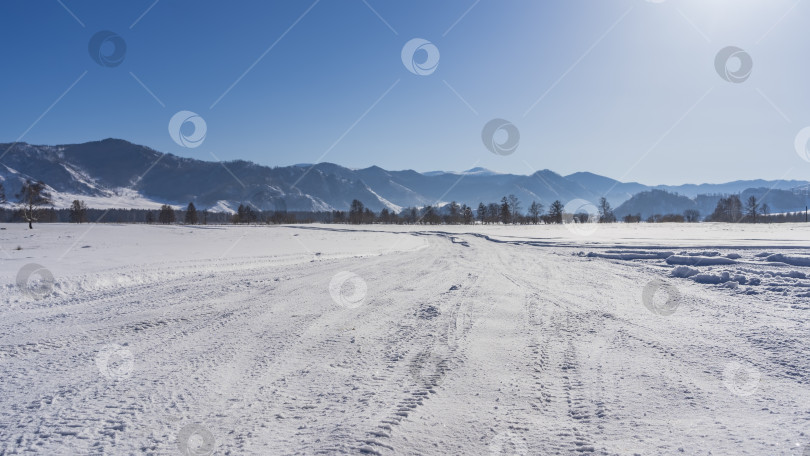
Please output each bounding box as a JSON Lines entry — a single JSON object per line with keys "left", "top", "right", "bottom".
{"left": 69, "top": 200, "right": 88, "bottom": 223}
{"left": 548, "top": 200, "right": 564, "bottom": 224}
{"left": 476, "top": 203, "right": 487, "bottom": 224}
{"left": 185, "top": 202, "right": 198, "bottom": 225}
{"left": 158, "top": 204, "right": 176, "bottom": 224}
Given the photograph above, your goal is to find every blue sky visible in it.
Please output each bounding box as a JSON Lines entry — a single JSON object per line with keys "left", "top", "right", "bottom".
{"left": 0, "top": 0, "right": 807, "bottom": 185}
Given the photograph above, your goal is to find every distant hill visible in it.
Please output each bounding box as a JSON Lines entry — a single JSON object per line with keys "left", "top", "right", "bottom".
{"left": 615, "top": 188, "right": 810, "bottom": 220}
{"left": 1, "top": 139, "right": 808, "bottom": 214}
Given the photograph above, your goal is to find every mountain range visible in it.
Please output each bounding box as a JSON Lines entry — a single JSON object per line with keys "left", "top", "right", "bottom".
{"left": 0, "top": 139, "right": 808, "bottom": 216}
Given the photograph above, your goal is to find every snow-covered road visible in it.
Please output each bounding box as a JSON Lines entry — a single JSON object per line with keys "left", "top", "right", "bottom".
{"left": 1, "top": 224, "right": 809, "bottom": 455}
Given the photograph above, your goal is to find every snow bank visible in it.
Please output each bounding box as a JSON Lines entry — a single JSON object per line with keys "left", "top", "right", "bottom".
{"left": 671, "top": 266, "right": 699, "bottom": 278}
{"left": 765, "top": 254, "right": 810, "bottom": 267}
{"left": 666, "top": 255, "right": 737, "bottom": 266}
{"left": 587, "top": 250, "right": 673, "bottom": 261}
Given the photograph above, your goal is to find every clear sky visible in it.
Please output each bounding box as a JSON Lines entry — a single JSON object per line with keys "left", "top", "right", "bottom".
{"left": 0, "top": 0, "right": 807, "bottom": 185}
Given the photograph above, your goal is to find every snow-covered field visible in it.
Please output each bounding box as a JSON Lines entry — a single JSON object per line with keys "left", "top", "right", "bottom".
{"left": 2, "top": 222, "right": 810, "bottom": 455}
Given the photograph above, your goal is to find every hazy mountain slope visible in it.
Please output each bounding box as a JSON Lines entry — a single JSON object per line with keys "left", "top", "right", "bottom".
{"left": 1, "top": 139, "right": 808, "bottom": 214}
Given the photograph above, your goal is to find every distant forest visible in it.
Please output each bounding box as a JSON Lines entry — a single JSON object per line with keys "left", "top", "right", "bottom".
{"left": 1, "top": 179, "right": 806, "bottom": 228}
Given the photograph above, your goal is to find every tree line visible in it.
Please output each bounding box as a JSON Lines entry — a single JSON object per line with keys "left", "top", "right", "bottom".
{"left": 333, "top": 195, "right": 618, "bottom": 225}
{"left": 0, "top": 179, "right": 804, "bottom": 228}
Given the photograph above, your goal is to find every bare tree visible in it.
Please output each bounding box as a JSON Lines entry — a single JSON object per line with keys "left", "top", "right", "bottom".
{"left": 527, "top": 201, "right": 543, "bottom": 224}
{"left": 16, "top": 180, "right": 53, "bottom": 229}
{"left": 349, "top": 199, "right": 364, "bottom": 224}
{"left": 598, "top": 197, "right": 615, "bottom": 223}
{"left": 507, "top": 194, "right": 521, "bottom": 218}
{"left": 745, "top": 195, "right": 759, "bottom": 223}
{"left": 447, "top": 201, "right": 461, "bottom": 224}
{"left": 683, "top": 209, "right": 701, "bottom": 223}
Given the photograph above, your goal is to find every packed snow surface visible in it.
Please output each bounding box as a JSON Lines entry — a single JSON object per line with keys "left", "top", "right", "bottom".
{"left": 1, "top": 222, "right": 810, "bottom": 455}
